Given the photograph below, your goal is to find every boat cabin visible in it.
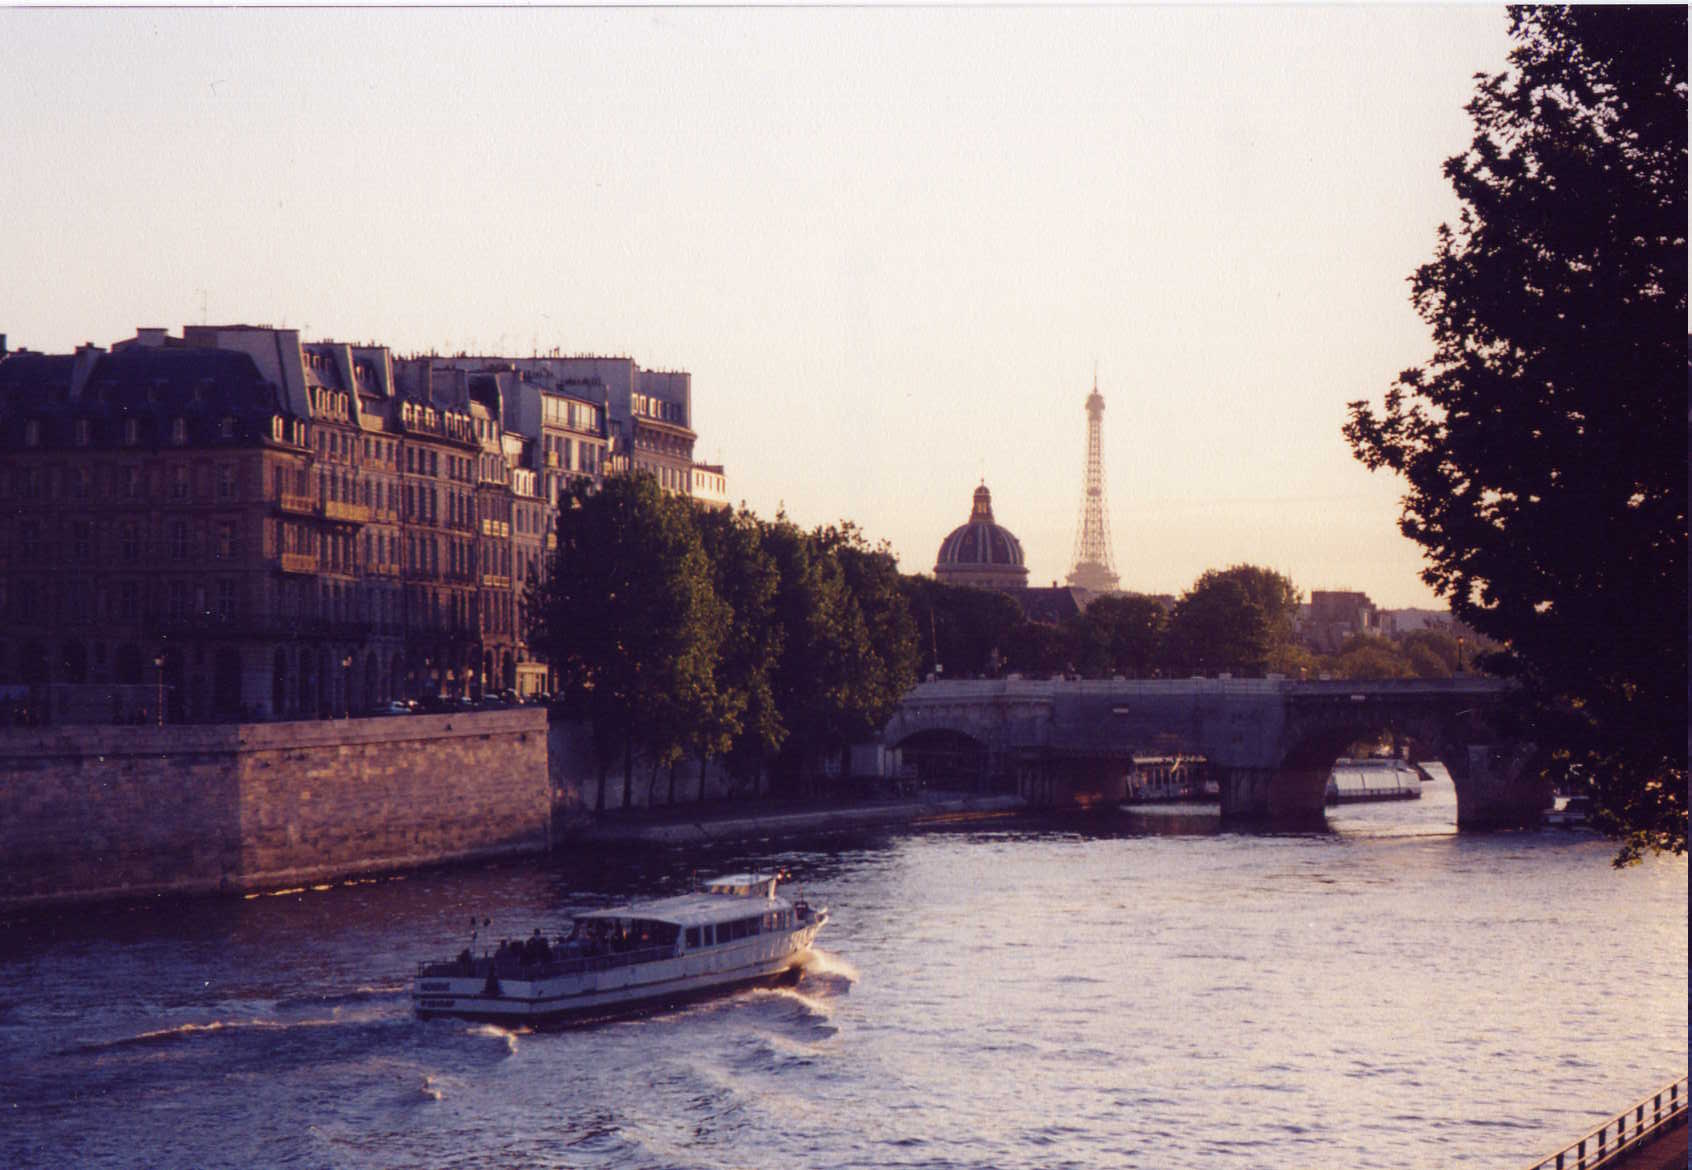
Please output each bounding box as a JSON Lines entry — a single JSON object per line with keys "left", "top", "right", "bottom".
{"left": 702, "top": 873, "right": 779, "bottom": 898}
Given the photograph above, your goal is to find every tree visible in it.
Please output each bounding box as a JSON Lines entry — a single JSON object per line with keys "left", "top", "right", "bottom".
{"left": 759, "top": 516, "right": 869, "bottom": 790}
{"left": 1163, "top": 576, "right": 1268, "bottom": 676}
{"left": 905, "top": 578, "right": 1026, "bottom": 679}
{"left": 526, "top": 475, "right": 725, "bottom": 811}
{"left": 1163, "top": 566, "right": 1300, "bottom": 676}
{"left": 693, "top": 506, "right": 784, "bottom": 799}
{"left": 1343, "top": 7, "right": 1687, "bottom": 859}
{"left": 1069, "top": 593, "right": 1167, "bottom": 678}
{"left": 826, "top": 523, "right": 921, "bottom": 742}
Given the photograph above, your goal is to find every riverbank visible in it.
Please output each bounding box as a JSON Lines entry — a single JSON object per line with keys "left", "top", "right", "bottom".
{"left": 556, "top": 789, "right": 1028, "bottom": 845}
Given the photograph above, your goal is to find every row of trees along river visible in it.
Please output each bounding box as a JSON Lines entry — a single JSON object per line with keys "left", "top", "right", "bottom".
{"left": 524, "top": 475, "right": 1486, "bottom": 814}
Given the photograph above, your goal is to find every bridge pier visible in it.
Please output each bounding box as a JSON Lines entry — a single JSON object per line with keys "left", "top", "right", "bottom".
{"left": 1219, "top": 766, "right": 1328, "bottom": 828}
{"left": 1449, "top": 744, "right": 1551, "bottom": 830}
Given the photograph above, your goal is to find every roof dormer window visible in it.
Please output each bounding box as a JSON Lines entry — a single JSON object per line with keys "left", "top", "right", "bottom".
{"left": 123, "top": 418, "right": 140, "bottom": 446}
{"left": 171, "top": 417, "right": 188, "bottom": 445}
{"left": 23, "top": 420, "right": 41, "bottom": 447}
{"left": 219, "top": 416, "right": 236, "bottom": 440}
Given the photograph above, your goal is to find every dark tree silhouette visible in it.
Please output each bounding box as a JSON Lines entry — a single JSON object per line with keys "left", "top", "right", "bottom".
{"left": 1344, "top": 6, "right": 1687, "bottom": 859}
{"left": 526, "top": 475, "right": 725, "bottom": 811}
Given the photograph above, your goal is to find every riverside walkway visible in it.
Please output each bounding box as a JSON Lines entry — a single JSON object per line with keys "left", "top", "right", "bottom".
{"left": 557, "top": 789, "right": 1027, "bottom": 845}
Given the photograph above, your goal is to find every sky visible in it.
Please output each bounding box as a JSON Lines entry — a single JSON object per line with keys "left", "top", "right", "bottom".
{"left": 0, "top": 6, "right": 1516, "bottom": 609}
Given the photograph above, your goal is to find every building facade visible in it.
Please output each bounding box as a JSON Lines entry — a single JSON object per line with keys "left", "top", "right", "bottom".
{"left": 0, "top": 326, "right": 715, "bottom": 723}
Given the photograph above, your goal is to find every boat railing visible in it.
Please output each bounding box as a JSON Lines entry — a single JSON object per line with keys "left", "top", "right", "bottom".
{"left": 1523, "top": 1076, "right": 1688, "bottom": 1170}
{"left": 417, "top": 943, "right": 676, "bottom": 980}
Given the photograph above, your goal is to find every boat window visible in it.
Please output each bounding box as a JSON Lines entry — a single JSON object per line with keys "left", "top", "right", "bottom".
{"left": 686, "top": 926, "right": 700, "bottom": 948}
{"left": 703, "top": 924, "right": 714, "bottom": 946}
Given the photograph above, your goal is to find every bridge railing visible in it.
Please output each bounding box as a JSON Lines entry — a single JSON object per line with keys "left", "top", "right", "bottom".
{"left": 1524, "top": 1076, "right": 1687, "bottom": 1170}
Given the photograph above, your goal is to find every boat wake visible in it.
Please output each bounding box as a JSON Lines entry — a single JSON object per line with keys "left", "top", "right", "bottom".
{"left": 465, "top": 1022, "right": 526, "bottom": 1055}
{"left": 273, "top": 984, "right": 407, "bottom": 1012}
{"left": 801, "top": 948, "right": 858, "bottom": 983}
{"left": 68, "top": 1007, "right": 404, "bottom": 1055}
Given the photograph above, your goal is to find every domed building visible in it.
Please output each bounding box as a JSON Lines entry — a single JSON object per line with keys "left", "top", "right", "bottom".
{"left": 935, "top": 483, "right": 1029, "bottom": 590}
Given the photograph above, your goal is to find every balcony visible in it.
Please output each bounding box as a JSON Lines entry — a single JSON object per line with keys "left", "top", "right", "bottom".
{"left": 279, "top": 553, "right": 319, "bottom": 574}
{"left": 323, "top": 500, "right": 371, "bottom": 524}
{"left": 277, "top": 492, "right": 315, "bottom": 515}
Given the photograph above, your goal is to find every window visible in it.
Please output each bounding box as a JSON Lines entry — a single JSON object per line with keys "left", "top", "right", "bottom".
{"left": 125, "top": 466, "right": 141, "bottom": 498}
{"left": 121, "top": 523, "right": 139, "bottom": 563}
{"left": 171, "top": 466, "right": 189, "bottom": 500}
{"left": 216, "top": 522, "right": 235, "bottom": 560}
{"left": 170, "top": 521, "right": 188, "bottom": 561}
{"left": 170, "top": 417, "right": 187, "bottom": 445}
{"left": 23, "top": 420, "right": 41, "bottom": 447}
{"left": 74, "top": 419, "right": 90, "bottom": 447}
{"left": 120, "top": 581, "right": 138, "bottom": 619}
{"left": 219, "top": 416, "right": 235, "bottom": 440}
{"left": 74, "top": 522, "right": 90, "bottom": 561}
{"left": 217, "top": 466, "right": 235, "bottom": 499}
{"left": 217, "top": 579, "right": 236, "bottom": 618}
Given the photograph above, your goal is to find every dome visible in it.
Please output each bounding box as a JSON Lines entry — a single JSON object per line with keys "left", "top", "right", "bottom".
{"left": 935, "top": 483, "right": 1029, "bottom": 590}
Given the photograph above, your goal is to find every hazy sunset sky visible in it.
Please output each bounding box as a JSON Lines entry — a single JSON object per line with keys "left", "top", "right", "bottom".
{"left": 1, "top": 7, "right": 1515, "bottom": 607}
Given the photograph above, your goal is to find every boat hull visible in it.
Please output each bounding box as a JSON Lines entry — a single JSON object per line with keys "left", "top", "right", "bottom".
{"left": 413, "top": 919, "right": 826, "bottom": 1025}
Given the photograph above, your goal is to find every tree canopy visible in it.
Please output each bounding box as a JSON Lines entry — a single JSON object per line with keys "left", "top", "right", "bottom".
{"left": 1163, "top": 566, "right": 1302, "bottom": 676}
{"left": 525, "top": 475, "right": 725, "bottom": 811}
{"left": 1343, "top": 6, "right": 1687, "bottom": 859}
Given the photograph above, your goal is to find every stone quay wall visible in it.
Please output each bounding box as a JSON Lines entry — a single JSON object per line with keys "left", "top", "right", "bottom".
{"left": 0, "top": 708, "right": 549, "bottom": 909}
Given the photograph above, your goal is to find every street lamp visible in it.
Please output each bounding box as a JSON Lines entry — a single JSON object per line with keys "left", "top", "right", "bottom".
{"left": 152, "top": 654, "right": 164, "bottom": 728}
{"left": 341, "top": 655, "right": 353, "bottom": 719}
{"left": 1456, "top": 635, "right": 1466, "bottom": 675}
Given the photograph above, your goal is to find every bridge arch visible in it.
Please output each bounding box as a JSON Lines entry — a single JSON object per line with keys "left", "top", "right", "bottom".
{"left": 891, "top": 728, "right": 990, "bottom": 789}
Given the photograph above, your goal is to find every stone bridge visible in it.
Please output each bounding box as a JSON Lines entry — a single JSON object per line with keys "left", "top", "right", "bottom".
{"left": 881, "top": 677, "right": 1541, "bottom": 829}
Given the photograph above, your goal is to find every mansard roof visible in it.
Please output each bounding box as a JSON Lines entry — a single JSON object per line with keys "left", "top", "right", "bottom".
{"left": 0, "top": 346, "right": 290, "bottom": 449}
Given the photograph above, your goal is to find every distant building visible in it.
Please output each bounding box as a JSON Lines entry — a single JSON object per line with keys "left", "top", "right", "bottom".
{"left": 691, "top": 462, "right": 729, "bottom": 510}
{"left": 934, "top": 483, "right": 1029, "bottom": 591}
{"left": 1299, "top": 590, "right": 1381, "bottom": 653}
{"left": 1378, "top": 608, "right": 1455, "bottom": 637}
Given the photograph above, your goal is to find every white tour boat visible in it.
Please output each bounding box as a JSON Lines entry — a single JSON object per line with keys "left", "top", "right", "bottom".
{"left": 412, "top": 873, "right": 828, "bottom": 1024}
{"left": 1324, "top": 757, "right": 1423, "bottom": 804}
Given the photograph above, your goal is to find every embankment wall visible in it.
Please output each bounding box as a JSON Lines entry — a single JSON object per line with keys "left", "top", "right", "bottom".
{"left": 0, "top": 709, "right": 549, "bottom": 908}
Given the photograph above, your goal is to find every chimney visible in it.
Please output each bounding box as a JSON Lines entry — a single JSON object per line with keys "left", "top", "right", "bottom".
{"left": 0, "top": 333, "right": 8, "bottom": 357}
{"left": 70, "top": 343, "right": 105, "bottom": 401}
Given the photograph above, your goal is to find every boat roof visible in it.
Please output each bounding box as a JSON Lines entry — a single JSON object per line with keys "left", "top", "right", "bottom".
{"left": 576, "top": 888, "right": 789, "bottom": 929}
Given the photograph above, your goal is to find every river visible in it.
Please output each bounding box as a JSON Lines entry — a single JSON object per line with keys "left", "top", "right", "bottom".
{"left": 1, "top": 775, "right": 1684, "bottom": 1170}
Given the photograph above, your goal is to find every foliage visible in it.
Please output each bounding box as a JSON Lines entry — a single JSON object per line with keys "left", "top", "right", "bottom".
{"left": 1162, "top": 565, "right": 1300, "bottom": 676}
{"left": 1067, "top": 593, "right": 1166, "bottom": 679}
{"left": 905, "top": 578, "right": 1026, "bottom": 679}
{"left": 693, "top": 506, "right": 785, "bottom": 793}
{"left": 526, "top": 475, "right": 725, "bottom": 811}
{"left": 826, "top": 524, "right": 922, "bottom": 739}
{"left": 1343, "top": 6, "right": 1687, "bottom": 859}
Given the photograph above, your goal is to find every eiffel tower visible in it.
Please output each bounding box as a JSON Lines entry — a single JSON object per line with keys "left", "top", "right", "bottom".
{"left": 1066, "top": 376, "right": 1121, "bottom": 593}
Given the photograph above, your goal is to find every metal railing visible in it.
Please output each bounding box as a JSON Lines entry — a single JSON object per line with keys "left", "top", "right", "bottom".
{"left": 418, "top": 943, "right": 676, "bottom": 981}
{"left": 1526, "top": 1076, "right": 1688, "bottom": 1170}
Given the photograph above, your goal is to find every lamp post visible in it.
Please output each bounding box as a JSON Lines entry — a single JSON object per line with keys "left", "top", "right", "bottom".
{"left": 152, "top": 654, "right": 164, "bottom": 728}
{"left": 1456, "top": 635, "right": 1466, "bottom": 675}
{"left": 341, "top": 655, "right": 352, "bottom": 719}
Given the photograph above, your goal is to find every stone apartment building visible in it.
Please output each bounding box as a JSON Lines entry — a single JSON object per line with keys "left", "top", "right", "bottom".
{"left": 0, "top": 326, "right": 715, "bottom": 723}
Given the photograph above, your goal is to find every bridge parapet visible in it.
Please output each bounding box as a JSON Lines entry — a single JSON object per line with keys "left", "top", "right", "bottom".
{"left": 884, "top": 676, "right": 1532, "bottom": 827}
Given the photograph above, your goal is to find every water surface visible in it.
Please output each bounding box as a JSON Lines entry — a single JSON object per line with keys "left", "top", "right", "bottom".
{"left": 1, "top": 777, "right": 1683, "bottom": 1169}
